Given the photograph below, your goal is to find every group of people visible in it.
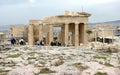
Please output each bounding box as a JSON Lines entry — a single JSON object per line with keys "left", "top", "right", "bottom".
{"left": 50, "top": 41, "right": 61, "bottom": 46}
{"left": 10, "top": 34, "right": 25, "bottom": 45}
{"left": 36, "top": 40, "right": 44, "bottom": 46}
{"left": 10, "top": 34, "right": 62, "bottom": 46}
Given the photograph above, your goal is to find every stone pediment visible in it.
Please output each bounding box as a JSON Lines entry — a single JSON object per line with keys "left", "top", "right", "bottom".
{"left": 58, "top": 11, "right": 91, "bottom": 17}
{"left": 29, "top": 11, "right": 91, "bottom": 25}
{"left": 42, "top": 11, "right": 91, "bottom": 24}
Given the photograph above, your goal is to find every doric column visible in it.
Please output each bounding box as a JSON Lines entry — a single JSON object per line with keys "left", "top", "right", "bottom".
{"left": 49, "top": 24, "right": 53, "bottom": 45}
{"left": 84, "top": 23, "right": 87, "bottom": 44}
{"left": 75, "top": 23, "right": 79, "bottom": 46}
{"left": 61, "top": 26, "right": 65, "bottom": 44}
{"left": 64, "top": 23, "right": 69, "bottom": 46}
{"left": 46, "top": 32, "right": 49, "bottom": 45}
{"left": 28, "top": 24, "right": 34, "bottom": 45}
{"left": 58, "top": 32, "right": 62, "bottom": 43}
{"left": 39, "top": 24, "right": 43, "bottom": 41}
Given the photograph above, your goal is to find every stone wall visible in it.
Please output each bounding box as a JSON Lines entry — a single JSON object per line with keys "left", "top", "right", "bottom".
{"left": 0, "top": 32, "right": 6, "bottom": 43}
{"left": 96, "top": 24, "right": 114, "bottom": 38}
{"left": 10, "top": 25, "right": 28, "bottom": 41}
{"left": 28, "top": 11, "right": 91, "bottom": 46}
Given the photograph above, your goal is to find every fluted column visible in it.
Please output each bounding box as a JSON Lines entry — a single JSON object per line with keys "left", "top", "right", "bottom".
{"left": 84, "top": 23, "right": 87, "bottom": 44}
{"left": 61, "top": 26, "right": 65, "bottom": 44}
{"left": 49, "top": 24, "right": 53, "bottom": 45}
{"left": 58, "top": 32, "right": 62, "bottom": 43}
{"left": 28, "top": 24, "right": 34, "bottom": 45}
{"left": 39, "top": 24, "right": 43, "bottom": 41}
{"left": 64, "top": 23, "right": 69, "bottom": 45}
{"left": 75, "top": 23, "right": 79, "bottom": 46}
{"left": 46, "top": 32, "right": 49, "bottom": 45}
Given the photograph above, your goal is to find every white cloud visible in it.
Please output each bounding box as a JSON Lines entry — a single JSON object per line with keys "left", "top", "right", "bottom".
{"left": 0, "top": 0, "right": 119, "bottom": 25}
{"left": 89, "top": 0, "right": 116, "bottom": 4}
{"left": 29, "top": 0, "right": 36, "bottom": 3}
{"left": 67, "top": 0, "right": 117, "bottom": 6}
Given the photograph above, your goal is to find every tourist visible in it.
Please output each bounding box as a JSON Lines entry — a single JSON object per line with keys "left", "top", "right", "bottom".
{"left": 50, "top": 41, "right": 53, "bottom": 46}
{"left": 50, "top": 41, "right": 57, "bottom": 46}
{"left": 10, "top": 34, "right": 16, "bottom": 45}
{"left": 40, "top": 40, "right": 44, "bottom": 46}
{"left": 19, "top": 38, "right": 25, "bottom": 45}
{"left": 36, "top": 40, "right": 40, "bottom": 45}
{"left": 58, "top": 42, "right": 61, "bottom": 46}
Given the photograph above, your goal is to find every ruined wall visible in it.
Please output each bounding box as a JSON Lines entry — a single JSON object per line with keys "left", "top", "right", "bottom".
{"left": 96, "top": 25, "right": 114, "bottom": 38}
{"left": 86, "top": 25, "right": 94, "bottom": 41}
{"left": 0, "top": 32, "right": 6, "bottom": 42}
{"left": 10, "top": 25, "right": 28, "bottom": 41}
{"left": 28, "top": 11, "right": 91, "bottom": 46}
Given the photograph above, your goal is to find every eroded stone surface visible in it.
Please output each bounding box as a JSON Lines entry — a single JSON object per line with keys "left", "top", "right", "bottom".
{"left": 0, "top": 45, "right": 120, "bottom": 75}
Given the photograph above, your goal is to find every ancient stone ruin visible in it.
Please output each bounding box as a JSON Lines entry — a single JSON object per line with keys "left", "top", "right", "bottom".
{"left": 28, "top": 11, "right": 91, "bottom": 46}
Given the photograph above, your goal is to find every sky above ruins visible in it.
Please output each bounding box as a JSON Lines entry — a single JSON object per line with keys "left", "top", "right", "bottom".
{"left": 0, "top": 0, "right": 120, "bottom": 25}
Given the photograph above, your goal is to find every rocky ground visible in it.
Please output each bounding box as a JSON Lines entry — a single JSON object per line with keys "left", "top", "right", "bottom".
{"left": 0, "top": 45, "right": 120, "bottom": 75}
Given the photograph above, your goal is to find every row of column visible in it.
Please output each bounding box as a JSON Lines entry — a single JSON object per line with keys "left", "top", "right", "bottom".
{"left": 63, "top": 23, "right": 80, "bottom": 46}
{"left": 94, "top": 29, "right": 114, "bottom": 44}
{"left": 28, "top": 24, "right": 54, "bottom": 45}
{"left": 28, "top": 23, "right": 85, "bottom": 46}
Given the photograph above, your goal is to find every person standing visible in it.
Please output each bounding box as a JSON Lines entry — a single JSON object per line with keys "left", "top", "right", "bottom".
{"left": 10, "top": 34, "right": 16, "bottom": 45}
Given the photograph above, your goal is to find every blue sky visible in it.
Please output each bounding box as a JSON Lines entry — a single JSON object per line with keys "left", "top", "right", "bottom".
{"left": 0, "top": 0, "right": 120, "bottom": 25}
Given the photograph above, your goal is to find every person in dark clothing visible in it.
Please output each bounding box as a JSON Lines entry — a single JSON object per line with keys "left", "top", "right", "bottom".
{"left": 58, "top": 42, "right": 61, "bottom": 46}
{"left": 40, "top": 40, "right": 44, "bottom": 46}
{"left": 19, "top": 38, "right": 25, "bottom": 45}
{"left": 50, "top": 41, "right": 54, "bottom": 46}
{"left": 10, "top": 34, "right": 16, "bottom": 45}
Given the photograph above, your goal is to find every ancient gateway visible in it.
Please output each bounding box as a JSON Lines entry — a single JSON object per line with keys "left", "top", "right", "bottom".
{"left": 28, "top": 11, "right": 91, "bottom": 46}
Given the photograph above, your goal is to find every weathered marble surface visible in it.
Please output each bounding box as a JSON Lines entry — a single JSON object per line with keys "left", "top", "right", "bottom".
{"left": 0, "top": 45, "right": 120, "bottom": 75}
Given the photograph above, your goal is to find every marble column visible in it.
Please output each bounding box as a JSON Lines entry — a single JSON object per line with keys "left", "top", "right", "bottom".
{"left": 75, "top": 23, "right": 79, "bottom": 46}
{"left": 28, "top": 24, "right": 34, "bottom": 45}
{"left": 64, "top": 23, "right": 69, "bottom": 46}
{"left": 58, "top": 32, "right": 62, "bottom": 43}
{"left": 46, "top": 32, "right": 49, "bottom": 45}
{"left": 61, "top": 26, "right": 65, "bottom": 44}
{"left": 84, "top": 23, "right": 87, "bottom": 44}
{"left": 39, "top": 24, "right": 43, "bottom": 41}
{"left": 49, "top": 24, "right": 53, "bottom": 45}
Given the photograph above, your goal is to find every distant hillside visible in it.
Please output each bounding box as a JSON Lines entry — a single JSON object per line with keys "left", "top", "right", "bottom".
{"left": 0, "top": 24, "right": 28, "bottom": 34}
{"left": 0, "top": 25, "right": 10, "bottom": 34}
{"left": 103, "top": 20, "right": 120, "bottom": 24}
{"left": 0, "top": 24, "right": 28, "bottom": 29}
{"left": 0, "top": 25, "right": 10, "bottom": 31}
{"left": 0, "top": 20, "right": 120, "bottom": 32}
{"left": 89, "top": 20, "right": 120, "bottom": 27}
